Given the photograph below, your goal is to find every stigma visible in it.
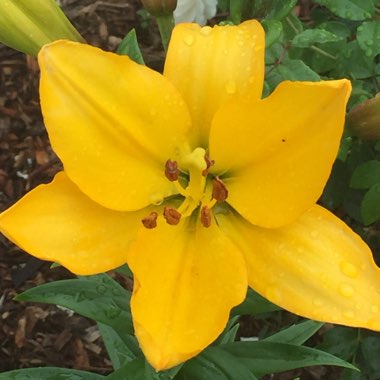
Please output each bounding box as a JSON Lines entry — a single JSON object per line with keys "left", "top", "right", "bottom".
{"left": 141, "top": 148, "right": 228, "bottom": 229}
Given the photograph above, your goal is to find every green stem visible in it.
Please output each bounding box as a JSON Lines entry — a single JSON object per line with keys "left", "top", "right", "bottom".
{"left": 310, "top": 45, "right": 337, "bottom": 60}
{"left": 156, "top": 13, "right": 174, "bottom": 52}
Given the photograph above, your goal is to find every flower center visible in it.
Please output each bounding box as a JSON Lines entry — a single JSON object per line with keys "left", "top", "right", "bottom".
{"left": 142, "top": 147, "right": 228, "bottom": 229}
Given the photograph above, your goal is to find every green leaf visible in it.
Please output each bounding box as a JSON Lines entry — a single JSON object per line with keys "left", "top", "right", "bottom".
{"left": 107, "top": 358, "right": 181, "bottom": 380}
{"left": 333, "top": 40, "right": 374, "bottom": 79}
{"left": 357, "top": 21, "right": 380, "bottom": 58}
{"left": 317, "top": 326, "right": 359, "bottom": 361}
{"left": 361, "top": 183, "right": 380, "bottom": 224}
{"left": 265, "top": 0, "right": 297, "bottom": 20}
{"left": 350, "top": 160, "right": 380, "bottom": 189}
{"left": 321, "top": 159, "right": 350, "bottom": 210}
{"left": 0, "top": 367, "right": 105, "bottom": 379}
{"left": 231, "top": 288, "right": 280, "bottom": 316}
{"left": 98, "top": 323, "right": 140, "bottom": 370}
{"left": 215, "top": 316, "right": 241, "bottom": 345}
{"left": 116, "top": 29, "right": 145, "bottom": 65}
{"left": 177, "top": 347, "right": 258, "bottom": 380}
{"left": 220, "top": 341, "right": 358, "bottom": 377}
{"left": 264, "top": 320, "right": 324, "bottom": 345}
{"left": 266, "top": 58, "right": 320, "bottom": 90}
{"left": 292, "top": 29, "right": 342, "bottom": 48}
{"left": 15, "top": 274, "right": 133, "bottom": 335}
{"left": 262, "top": 19, "right": 283, "bottom": 48}
{"left": 314, "top": 0, "right": 375, "bottom": 21}
{"left": 360, "top": 336, "right": 380, "bottom": 374}
{"left": 106, "top": 358, "right": 154, "bottom": 380}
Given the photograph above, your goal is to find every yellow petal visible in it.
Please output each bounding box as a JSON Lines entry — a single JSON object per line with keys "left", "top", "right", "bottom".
{"left": 217, "top": 205, "right": 380, "bottom": 331}
{"left": 39, "top": 41, "right": 192, "bottom": 211}
{"left": 164, "top": 21, "right": 265, "bottom": 146}
{"left": 0, "top": 172, "right": 147, "bottom": 275}
{"left": 127, "top": 220, "right": 247, "bottom": 370}
{"left": 210, "top": 80, "right": 351, "bottom": 228}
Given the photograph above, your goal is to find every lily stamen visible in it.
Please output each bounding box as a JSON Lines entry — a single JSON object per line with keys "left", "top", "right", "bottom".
{"left": 165, "top": 159, "right": 180, "bottom": 181}
{"left": 163, "top": 206, "right": 182, "bottom": 225}
{"left": 142, "top": 212, "right": 158, "bottom": 229}
{"left": 200, "top": 205, "right": 212, "bottom": 228}
{"left": 212, "top": 177, "right": 228, "bottom": 202}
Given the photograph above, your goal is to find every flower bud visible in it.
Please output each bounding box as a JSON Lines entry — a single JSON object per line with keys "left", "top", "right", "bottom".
{"left": 141, "top": 0, "right": 177, "bottom": 16}
{"left": 347, "top": 93, "right": 380, "bottom": 140}
{"left": 0, "top": 0, "right": 84, "bottom": 56}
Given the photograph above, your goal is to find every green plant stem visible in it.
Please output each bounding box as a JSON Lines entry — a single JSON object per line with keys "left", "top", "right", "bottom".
{"left": 310, "top": 45, "right": 337, "bottom": 60}
{"left": 156, "top": 13, "right": 174, "bottom": 52}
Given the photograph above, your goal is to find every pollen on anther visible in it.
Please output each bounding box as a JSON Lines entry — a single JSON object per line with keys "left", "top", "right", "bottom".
{"left": 165, "top": 159, "right": 179, "bottom": 181}
{"left": 201, "top": 206, "right": 212, "bottom": 228}
{"left": 142, "top": 212, "right": 158, "bottom": 229}
{"left": 212, "top": 177, "right": 228, "bottom": 201}
{"left": 202, "top": 155, "right": 215, "bottom": 176}
{"left": 163, "top": 207, "right": 181, "bottom": 225}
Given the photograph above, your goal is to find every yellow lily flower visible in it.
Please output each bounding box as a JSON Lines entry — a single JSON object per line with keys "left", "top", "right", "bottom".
{"left": 1, "top": 21, "right": 380, "bottom": 371}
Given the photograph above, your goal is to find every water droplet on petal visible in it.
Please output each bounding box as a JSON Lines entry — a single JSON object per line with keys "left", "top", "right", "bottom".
{"left": 200, "top": 26, "right": 212, "bottom": 36}
{"left": 310, "top": 230, "right": 319, "bottom": 238}
{"left": 342, "top": 309, "right": 355, "bottom": 319}
{"left": 266, "top": 285, "right": 282, "bottom": 303}
{"left": 339, "top": 283, "right": 354, "bottom": 298}
{"left": 371, "top": 305, "right": 379, "bottom": 313}
{"left": 313, "top": 298, "right": 323, "bottom": 307}
{"left": 340, "top": 261, "right": 358, "bottom": 278}
{"left": 225, "top": 79, "right": 236, "bottom": 94}
{"left": 184, "top": 35, "right": 195, "bottom": 46}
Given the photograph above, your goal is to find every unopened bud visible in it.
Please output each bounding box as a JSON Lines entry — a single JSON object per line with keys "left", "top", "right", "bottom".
{"left": 141, "top": 0, "right": 177, "bottom": 16}
{"left": 347, "top": 93, "right": 380, "bottom": 140}
{"left": 0, "top": 0, "right": 84, "bottom": 56}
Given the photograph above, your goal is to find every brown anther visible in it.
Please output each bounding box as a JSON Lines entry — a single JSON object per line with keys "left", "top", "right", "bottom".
{"left": 163, "top": 207, "right": 181, "bottom": 225}
{"left": 165, "top": 159, "right": 180, "bottom": 181}
{"left": 200, "top": 205, "right": 212, "bottom": 228}
{"left": 142, "top": 212, "right": 158, "bottom": 229}
{"left": 202, "top": 155, "right": 215, "bottom": 176}
{"left": 212, "top": 177, "right": 228, "bottom": 201}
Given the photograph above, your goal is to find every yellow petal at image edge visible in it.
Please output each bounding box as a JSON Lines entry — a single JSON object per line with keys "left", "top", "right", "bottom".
{"left": 210, "top": 79, "right": 351, "bottom": 228}
{"left": 0, "top": 172, "right": 148, "bottom": 275}
{"left": 127, "top": 220, "right": 248, "bottom": 370}
{"left": 217, "top": 205, "right": 380, "bottom": 331}
{"left": 164, "top": 20, "right": 265, "bottom": 146}
{"left": 39, "top": 41, "right": 192, "bottom": 212}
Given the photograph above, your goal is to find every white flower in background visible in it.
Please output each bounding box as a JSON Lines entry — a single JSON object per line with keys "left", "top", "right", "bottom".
{"left": 174, "top": 0, "right": 217, "bottom": 25}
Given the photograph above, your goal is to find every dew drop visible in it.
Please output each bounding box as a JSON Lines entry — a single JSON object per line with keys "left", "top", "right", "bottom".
{"left": 340, "top": 261, "right": 358, "bottom": 278}
{"left": 225, "top": 79, "right": 236, "bottom": 94}
{"left": 310, "top": 230, "right": 319, "bottom": 239}
{"left": 365, "top": 49, "right": 373, "bottom": 57}
{"left": 339, "top": 283, "right": 354, "bottom": 298}
{"left": 200, "top": 26, "right": 212, "bottom": 36}
{"left": 149, "top": 108, "right": 157, "bottom": 116}
{"left": 371, "top": 305, "right": 379, "bottom": 313}
{"left": 266, "top": 285, "right": 282, "bottom": 303}
{"left": 313, "top": 298, "right": 323, "bottom": 307}
{"left": 342, "top": 309, "right": 355, "bottom": 319}
{"left": 96, "top": 284, "right": 107, "bottom": 295}
{"left": 237, "top": 39, "right": 244, "bottom": 47}
{"left": 184, "top": 35, "right": 195, "bottom": 46}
